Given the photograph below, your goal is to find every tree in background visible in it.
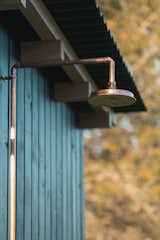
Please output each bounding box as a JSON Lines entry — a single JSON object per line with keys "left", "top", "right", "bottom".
{"left": 85, "top": 1, "right": 160, "bottom": 239}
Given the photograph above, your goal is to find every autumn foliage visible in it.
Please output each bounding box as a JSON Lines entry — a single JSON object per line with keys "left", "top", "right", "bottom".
{"left": 85, "top": 1, "right": 160, "bottom": 239}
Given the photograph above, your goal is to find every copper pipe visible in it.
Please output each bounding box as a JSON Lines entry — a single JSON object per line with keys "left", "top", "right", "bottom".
{"left": 19, "top": 57, "right": 116, "bottom": 89}
{"left": 48, "top": 57, "right": 116, "bottom": 89}
{"left": 10, "top": 66, "right": 16, "bottom": 240}
{"left": 0, "top": 67, "right": 17, "bottom": 240}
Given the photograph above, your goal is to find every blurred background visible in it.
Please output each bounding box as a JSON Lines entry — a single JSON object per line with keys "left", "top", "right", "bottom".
{"left": 84, "top": 1, "right": 160, "bottom": 239}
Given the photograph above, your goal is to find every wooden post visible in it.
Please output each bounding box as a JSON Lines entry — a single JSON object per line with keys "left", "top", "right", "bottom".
{"left": 20, "top": 40, "right": 63, "bottom": 67}
{"left": 54, "top": 81, "right": 93, "bottom": 102}
{"left": 76, "top": 110, "right": 115, "bottom": 129}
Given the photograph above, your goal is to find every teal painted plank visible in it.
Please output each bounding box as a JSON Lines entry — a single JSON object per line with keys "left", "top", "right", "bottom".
{"left": 45, "top": 81, "right": 51, "bottom": 240}
{"left": 51, "top": 100, "right": 57, "bottom": 240}
{"left": 56, "top": 103, "right": 63, "bottom": 240}
{"left": 71, "top": 116, "right": 77, "bottom": 240}
{"left": 31, "top": 69, "right": 39, "bottom": 240}
{"left": 24, "top": 68, "right": 32, "bottom": 240}
{"left": 38, "top": 72, "right": 45, "bottom": 240}
{"left": 0, "top": 25, "right": 9, "bottom": 240}
{"left": 62, "top": 104, "right": 67, "bottom": 240}
{"left": 16, "top": 68, "right": 25, "bottom": 240}
{"left": 67, "top": 109, "right": 72, "bottom": 240}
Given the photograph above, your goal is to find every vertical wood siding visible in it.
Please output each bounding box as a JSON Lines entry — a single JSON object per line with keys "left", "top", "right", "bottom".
{"left": 0, "top": 25, "right": 84, "bottom": 240}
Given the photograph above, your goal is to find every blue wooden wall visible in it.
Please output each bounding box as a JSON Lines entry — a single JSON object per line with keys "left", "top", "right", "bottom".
{"left": 0, "top": 24, "right": 84, "bottom": 240}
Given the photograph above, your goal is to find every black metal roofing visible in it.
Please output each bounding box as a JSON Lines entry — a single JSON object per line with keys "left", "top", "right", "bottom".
{"left": 43, "top": 0, "right": 146, "bottom": 112}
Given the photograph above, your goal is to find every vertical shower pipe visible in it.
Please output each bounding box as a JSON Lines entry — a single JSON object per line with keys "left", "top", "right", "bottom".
{"left": 10, "top": 65, "right": 17, "bottom": 240}
{"left": 0, "top": 65, "right": 17, "bottom": 240}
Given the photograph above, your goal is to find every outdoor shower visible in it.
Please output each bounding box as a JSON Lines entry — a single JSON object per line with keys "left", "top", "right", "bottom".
{"left": 0, "top": 54, "right": 136, "bottom": 240}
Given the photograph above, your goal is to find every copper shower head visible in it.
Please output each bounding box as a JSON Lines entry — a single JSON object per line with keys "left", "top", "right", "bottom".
{"left": 88, "top": 58, "right": 136, "bottom": 108}
{"left": 88, "top": 88, "right": 136, "bottom": 108}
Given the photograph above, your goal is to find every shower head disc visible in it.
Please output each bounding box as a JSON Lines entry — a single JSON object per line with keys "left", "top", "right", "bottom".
{"left": 88, "top": 89, "right": 136, "bottom": 108}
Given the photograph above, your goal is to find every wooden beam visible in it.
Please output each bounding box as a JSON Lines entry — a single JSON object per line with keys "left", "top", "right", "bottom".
{"left": 0, "top": 0, "right": 97, "bottom": 91}
{"left": 0, "top": 0, "right": 96, "bottom": 90}
{"left": 20, "top": 40, "right": 63, "bottom": 67}
{"left": 54, "top": 81, "right": 92, "bottom": 102}
{"left": 76, "top": 110, "right": 115, "bottom": 129}
{"left": 0, "top": 0, "right": 26, "bottom": 10}
{"left": 19, "top": 0, "right": 97, "bottom": 91}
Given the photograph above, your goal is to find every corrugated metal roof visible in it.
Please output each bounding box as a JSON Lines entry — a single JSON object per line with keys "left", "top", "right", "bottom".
{"left": 43, "top": 0, "right": 146, "bottom": 112}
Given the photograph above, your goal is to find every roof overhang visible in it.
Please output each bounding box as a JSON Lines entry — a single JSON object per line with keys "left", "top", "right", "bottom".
{"left": 0, "top": 0, "right": 146, "bottom": 128}
{"left": 43, "top": 0, "right": 146, "bottom": 113}
{"left": 0, "top": 0, "right": 115, "bottom": 128}
{"left": 0, "top": 0, "right": 97, "bottom": 90}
